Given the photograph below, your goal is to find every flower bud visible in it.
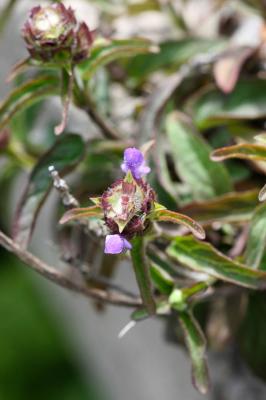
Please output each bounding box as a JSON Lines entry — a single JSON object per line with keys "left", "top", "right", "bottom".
{"left": 22, "top": 4, "right": 76, "bottom": 61}
{"left": 101, "top": 170, "right": 155, "bottom": 241}
{"left": 72, "top": 22, "right": 93, "bottom": 62}
{"left": 22, "top": 3, "right": 93, "bottom": 63}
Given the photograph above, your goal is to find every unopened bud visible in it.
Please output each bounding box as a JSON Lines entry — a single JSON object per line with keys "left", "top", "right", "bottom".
{"left": 22, "top": 3, "right": 93, "bottom": 63}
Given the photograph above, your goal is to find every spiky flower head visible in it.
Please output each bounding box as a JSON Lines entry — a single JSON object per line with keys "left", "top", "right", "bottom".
{"left": 101, "top": 148, "right": 154, "bottom": 254}
{"left": 22, "top": 3, "right": 93, "bottom": 63}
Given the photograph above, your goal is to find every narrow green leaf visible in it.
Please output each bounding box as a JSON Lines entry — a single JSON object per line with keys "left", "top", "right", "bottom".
{"left": 240, "top": 292, "right": 266, "bottom": 381}
{"left": 152, "top": 209, "right": 205, "bottom": 239}
{"left": 0, "top": 75, "right": 60, "bottom": 131}
{"left": 127, "top": 38, "right": 225, "bottom": 81}
{"left": 131, "top": 236, "right": 156, "bottom": 315}
{"left": 166, "top": 112, "right": 232, "bottom": 200}
{"left": 13, "top": 134, "right": 85, "bottom": 248}
{"left": 211, "top": 143, "right": 266, "bottom": 162}
{"left": 244, "top": 203, "right": 266, "bottom": 270}
{"left": 178, "top": 311, "right": 210, "bottom": 394}
{"left": 181, "top": 189, "right": 259, "bottom": 224}
{"left": 78, "top": 38, "right": 157, "bottom": 80}
{"left": 167, "top": 235, "right": 266, "bottom": 289}
{"left": 192, "top": 79, "right": 266, "bottom": 129}
{"left": 60, "top": 206, "right": 103, "bottom": 224}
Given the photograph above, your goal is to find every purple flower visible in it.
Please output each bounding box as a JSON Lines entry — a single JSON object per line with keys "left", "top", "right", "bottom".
{"left": 121, "top": 148, "right": 150, "bottom": 179}
{"left": 104, "top": 234, "right": 132, "bottom": 254}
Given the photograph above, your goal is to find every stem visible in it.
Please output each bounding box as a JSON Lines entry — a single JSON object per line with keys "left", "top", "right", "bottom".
{"left": 73, "top": 78, "right": 122, "bottom": 141}
{"left": 0, "top": 229, "right": 141, "bottom": 308}
{"left": 131, "top": 236, "right": 156, "bottom": 315}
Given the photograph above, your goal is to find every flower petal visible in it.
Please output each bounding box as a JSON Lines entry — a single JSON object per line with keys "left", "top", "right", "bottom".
{"left": 121, "top": 147, "right": 150, "bottom": 179}
{"left": 104, "top": 234, "right": 132, "bottom": 254}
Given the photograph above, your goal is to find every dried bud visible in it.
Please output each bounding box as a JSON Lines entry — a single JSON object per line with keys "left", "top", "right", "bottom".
{"left": 22, "top": 3, "right": 93, "bottom": 63}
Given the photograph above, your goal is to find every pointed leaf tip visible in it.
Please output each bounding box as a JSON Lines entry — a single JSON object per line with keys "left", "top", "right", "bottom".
{"left": 153, "top": 209, "right": 205, "bottom": 240}
{"left": 60, "top": 205, "right": 103, "bottom": 224}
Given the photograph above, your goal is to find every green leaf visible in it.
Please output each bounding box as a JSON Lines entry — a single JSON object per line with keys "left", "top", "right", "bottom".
{"left": 244, "top": 203, "right": 266, "bottom": 270}
{"left": 181, "top": 189, "right": 259, "bottom": 224}
{"left": 131, "top": 236, "right": 156, "bottom": 315}
{"left": 138, "top": 74, "right": 183, "bottom": 145}
{"left": 150, "top": 263, "right": 174, "bottom": 295}
{"left": 152, "top": 209, "right": 206, "bottom": 239}
{"left": 165, "top": 112, "right": 232, "bottom": 200}
{"left": 127, "top": 38, "right": 225, "bottom": 82}
{"left": 0, "top": 75, "right": 60, "bottom": 131}
{"left": 178, "top": 311, "right": 210, "bottom": 394}
{"left": 211, "top": 143, "right": 266, "bottom": 161}
{"left": 78, "top": 38, "right": 157, "bottom": 80}
{"left": 192, "top": 79, "right": 266, "bottom": 129}
{"left": 240, "top": 292, "right": 266, "bottom": 381}
{"left": 59, "top": 206, "right": 103, "bottom": 224}
{"left": 167, "top": 235, "right": 266, "bottom": 289}
{"left": 13, "top": 134, "right": 85, "bottom": 248}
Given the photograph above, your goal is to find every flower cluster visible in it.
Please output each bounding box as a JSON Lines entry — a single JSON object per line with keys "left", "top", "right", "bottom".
{"left": 102, "top": 148, "right": 154, "bottom": 254}
{"left": 22, "top": 3, "right": 93, "bottom": 63}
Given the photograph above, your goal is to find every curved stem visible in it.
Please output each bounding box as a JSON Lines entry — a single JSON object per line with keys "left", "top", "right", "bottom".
{"left": 0, "top": 229, "right": 141, "bottom": 308}
{"left": 73, "top": 77, "right": 122, "bottom": 140}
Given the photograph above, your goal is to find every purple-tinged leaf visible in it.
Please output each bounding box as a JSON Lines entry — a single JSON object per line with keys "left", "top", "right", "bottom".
{"left": 167, "top": 235, "right": 266, "bottom": 289}
{"left": 211, "top": 143, "right": 266, "bottom": 161}
{"left": 181, "top": 189, "right": 259, "bottom": 224}
{"left": 192, "top": 79, "right": 266, "bottom": 129}
{"left": 7, "top": 57, "right": 31, "bottom": 83}
{"left": 78, "top": 38, "right": 157, "bottom": 80}
{"left": 178, "top": 311, "right": 210, "bottom": 394}
{"left": 153, "top": 209, "right": 206, "bottom": 240}
{"left": 60, "top": 205, "right": 103, "bottom": 224}
{"left": 0, "top": 74, "right": 60, "bottom": 131}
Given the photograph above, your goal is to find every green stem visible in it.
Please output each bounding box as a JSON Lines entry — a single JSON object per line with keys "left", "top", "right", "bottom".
{"left": 182, "top": 278, "right": 216, "bottom": 301}
{"left": 73, "top": 77, "right": 121, "bottom": 140}
{"left": 131, "top": 236, "right": 156, "bottom": 315}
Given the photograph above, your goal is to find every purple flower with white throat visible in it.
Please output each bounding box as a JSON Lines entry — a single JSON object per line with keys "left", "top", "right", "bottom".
{"left": 121, "top": 147, "right": 150, "bottom": 179}
{"left": 104, "top": 234, "right": 132, "bottom": 254}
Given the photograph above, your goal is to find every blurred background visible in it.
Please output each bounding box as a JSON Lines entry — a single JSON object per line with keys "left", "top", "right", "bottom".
{"left": 1, "top": 1, "right": 266, "bottom": 400}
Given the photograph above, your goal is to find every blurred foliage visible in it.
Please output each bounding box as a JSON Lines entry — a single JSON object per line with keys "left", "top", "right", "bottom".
{"left": 0, "top": 247, "right": 103, "bottom": 400}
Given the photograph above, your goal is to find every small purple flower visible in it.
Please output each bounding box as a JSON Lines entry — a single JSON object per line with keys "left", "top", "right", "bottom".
{"left": 104, "top": 234, "right": 132, "bottom": 254}
{"left": 121, "top": 148, "right": 150, "bottom": 179}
